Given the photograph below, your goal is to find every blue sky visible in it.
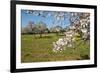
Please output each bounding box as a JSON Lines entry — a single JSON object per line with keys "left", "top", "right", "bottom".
{"left": 21, "top": 10, "right": 70, "bottom": 29}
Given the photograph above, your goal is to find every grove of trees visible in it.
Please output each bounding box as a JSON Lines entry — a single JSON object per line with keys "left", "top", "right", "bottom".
{"left": 22, "top": 10, "right": 90, "bottom": 39}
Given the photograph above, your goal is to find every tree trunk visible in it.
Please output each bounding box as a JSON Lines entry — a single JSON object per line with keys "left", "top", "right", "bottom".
{"left": 40, "top": 31, "right": 42, "bottom": 38}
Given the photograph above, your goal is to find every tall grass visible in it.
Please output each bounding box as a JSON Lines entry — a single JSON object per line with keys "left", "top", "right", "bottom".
{"left": 21, "top": 33, "right": 90, "bottom": 63}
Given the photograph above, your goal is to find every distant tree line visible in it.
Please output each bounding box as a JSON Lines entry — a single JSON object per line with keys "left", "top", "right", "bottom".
{"left": 21, "top": 21, "right": 66, "bottom": 37}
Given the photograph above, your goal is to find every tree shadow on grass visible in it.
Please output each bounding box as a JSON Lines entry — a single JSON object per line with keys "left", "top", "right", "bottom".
{"left": 34, "top": 35, "right": 53, "bottom": 39}
{"left": 80, "top": 54, "right": 90, "bottom": 60}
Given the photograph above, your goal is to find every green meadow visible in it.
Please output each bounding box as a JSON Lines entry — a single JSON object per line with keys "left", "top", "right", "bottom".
{"left": 21, "top": 33, "right": 90, "bottom": 63}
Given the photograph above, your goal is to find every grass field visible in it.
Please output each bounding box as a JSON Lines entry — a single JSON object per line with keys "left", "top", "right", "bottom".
{"left": 21, "top": 33, "right": 90, "bottom": 63}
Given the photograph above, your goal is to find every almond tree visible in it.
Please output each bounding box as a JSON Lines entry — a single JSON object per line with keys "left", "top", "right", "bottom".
{"left": 35, "top": 21, "right": 47, "bottom": 38}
